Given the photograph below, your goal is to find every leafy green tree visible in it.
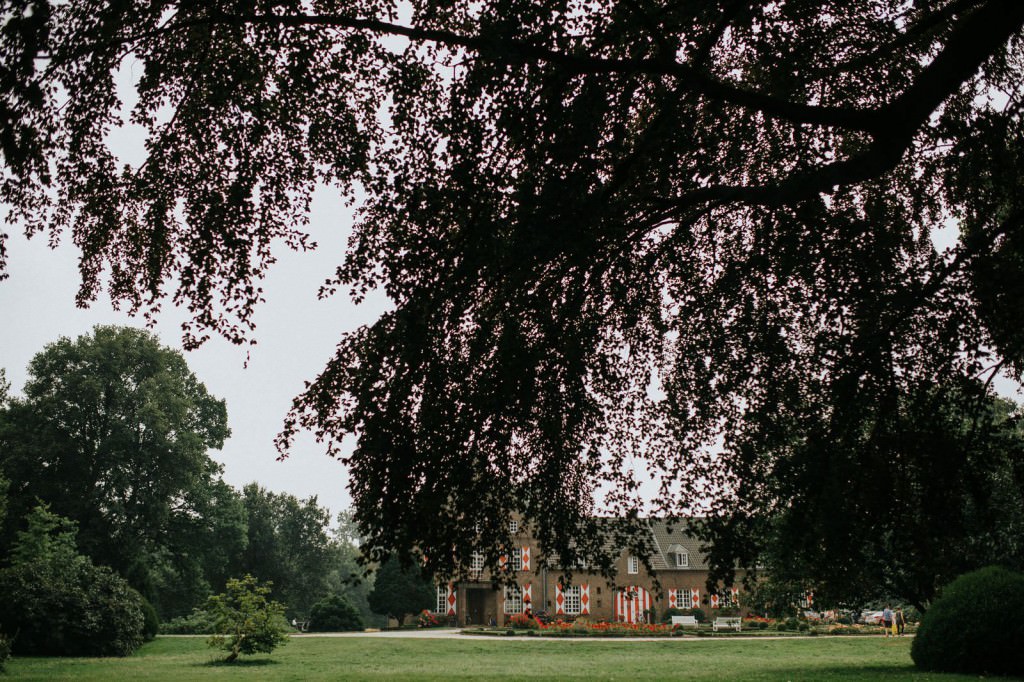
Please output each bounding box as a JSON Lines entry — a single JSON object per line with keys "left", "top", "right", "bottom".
{"left": 367, "top": 557, "right": 436, "bottom": 626}
{"left": 746, "top": 383, "right": 1024, "bottom": 611}
{"left": 0, "top": 505, "right": 145, "bottom": 656}
{"left": 307, "top": 593, "right": 364, "bottom": 632}
{"left": 237, "top": 484, "right": 333, "bottom": 619}
{"left": 325, "top": 509, "right": 382, "bottom": 627}
{"left": 0, "top": 326, "right": 232, "bottom": 614}
{"left": 3, "top": 0, "right": 1024, "bottom": 592}
{"left": 207, "top": 574, "right": 288, "bottom": 663}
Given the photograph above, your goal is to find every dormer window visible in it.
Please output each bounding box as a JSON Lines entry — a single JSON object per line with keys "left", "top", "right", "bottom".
{"left": 509, "top": 520, "right": 519, "bottom": 534}
{"left": 667, "top": 544, "right": 689, "bottom": 568}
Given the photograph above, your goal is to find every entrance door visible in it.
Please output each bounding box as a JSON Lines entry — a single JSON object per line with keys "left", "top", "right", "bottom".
{"left": 466, "top": 588, "right": 490, "bottom": 626}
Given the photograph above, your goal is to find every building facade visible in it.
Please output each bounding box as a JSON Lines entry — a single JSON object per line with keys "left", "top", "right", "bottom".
{"left": 436, "top": 519, "right": 747, "bottom": 627}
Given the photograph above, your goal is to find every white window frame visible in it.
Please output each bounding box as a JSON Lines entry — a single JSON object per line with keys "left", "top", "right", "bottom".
{"left": 504, "top": 585, "right": 523, "bottom": 614}
{"left": 435, "top": 585, "right": 448, "bottom": 614}
{"left": 679, "top": 589, "right": 693, "bottom": 609}
{"left": 511, "top": 550, "right": 523, "bottom": 572}
{"left": 509, "top": 519, "right": 519, "bottom": 534}
{"left": 628, "top": 556, "right": 639, "bottom": 574}
{"left": 563, "top": 585, "right": 582, "bottom": 615}
{"left": 470, "top": 552, "right": 484, "bottom": 572}
{"left": 674, "top": 551, "right": 688, "bottom": 568}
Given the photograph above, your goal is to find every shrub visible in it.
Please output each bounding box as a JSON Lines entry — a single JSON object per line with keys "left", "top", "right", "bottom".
{"left": 688, "top": 608, "right": 706, "bottom": 623}
{"left": 140, "top": 598, "right": 160, "bottom": 641}
{"left": 0, "top": 506, "right": 144, "bottom": 657}
{"left": 661, "top": 607, "right": 686, "bottom": 623}
{"left": 911, "top": 566, "right": 1024, "bottom": 676}
{"left": 160, "top": 607, "right": 219, "bottom": 634}
{"left": 308, "top": 594, "right": 364, "bottom": 632}
{"left": 207, "top": 575, "right": 289, "bottom": 662}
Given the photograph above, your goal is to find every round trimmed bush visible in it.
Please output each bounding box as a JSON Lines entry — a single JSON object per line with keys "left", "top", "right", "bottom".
{"left": 0, "top": 560, "right": 145, "bottom": 656}
{"left": 307, "top": 594, "right": 364, "bottom": 632}
{"left": 911, "top": 566, "right": 1024, "bottom": 676}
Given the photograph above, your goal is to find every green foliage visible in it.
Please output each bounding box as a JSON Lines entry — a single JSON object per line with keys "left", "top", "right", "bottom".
{"left": 159, "top": 607, "right": 219, "bottom": 635}
{"left": 660, "top": 607, "right": 686, "bottom": 624}
{"left": 0, "top": 326, "right": 234, "bottom": 619}
{"left": 207, "top": 575, "right": 288, "bottom": 662}
{"left": 0, "top": 632, "right": 9, "bottom": 673}
{"left": 237, "top": 484, "right": 334, "bottom": 620}
{"left": 307, "top": 593, "right": 364, "bottom": 632}
{"left": 911, "top": 566, "right": 1024, "bottom": 676}
{"left": 688, "top": 608, "right": 706, "bottom": 623}
{"left": 140, "top": 597, "right": 160, "bottom": 642}
{"left": 367, "top": 558, "right": 435, "bottom": 626}
{"left": 0, "top": 505, "right": 145, "bottom": 656}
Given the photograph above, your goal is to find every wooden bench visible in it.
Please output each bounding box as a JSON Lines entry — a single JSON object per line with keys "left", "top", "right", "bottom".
{"left": 670, "top": 615, "right": 699, "bottom": 628}
{"left": 713, "top": 617, "right": 742, "bottom": 632}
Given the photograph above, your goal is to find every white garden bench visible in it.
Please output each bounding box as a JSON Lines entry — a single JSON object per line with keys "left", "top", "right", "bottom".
{"left": 670, "top": 615, "right": 699, "bottom": 628}
{"left": 713, "top": 617, "right": 742, "bottom": 632}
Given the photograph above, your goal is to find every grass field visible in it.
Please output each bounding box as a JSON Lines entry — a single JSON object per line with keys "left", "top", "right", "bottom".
{"left": 2, "top": 635, "right": 1014, "bottom": 681}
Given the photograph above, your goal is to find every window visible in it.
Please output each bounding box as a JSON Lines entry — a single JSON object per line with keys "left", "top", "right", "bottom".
{"left": 509, "top": 520, "right": 519, "bottom": 534}
{"left": 511, "top": 551, "right": 523, "bottom": 571}
{"left": 470, "top": 552, "right": 484, "bottom": 572}
{"left": 628, "top": 556, "right": 639, "bottom": 574}
{"left": 563, "top": 585, "right": 582, "bottom": 615}
{"left": 679, "top": 589, "right": 693, "bottom": 609}
{"left": 504, "top": 585, "right": 523, "bottom": 614}
{"left": 674, "top": 551, "right": 688, "bottom": 568}
{"left": 436, "top": 585, "right": 448, "bottom": 614}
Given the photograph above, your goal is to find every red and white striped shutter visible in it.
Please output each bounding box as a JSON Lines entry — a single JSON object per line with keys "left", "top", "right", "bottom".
{"left": 710, "top": 593, "right": 719, "bottom": 609}
{"left": 642, "top": 587, "right": 651, "bottom": 619}
{"left": 807, "top": 591, "right": 814, "bottom": 606}
{"left": 555, "top": 582, "right": 565, "bottom": 615}
{"left": 731, "top": 587, "right": 740, "bottom": 606}
{"left": 669, "top": 589, "right": 677, "bottom": 609}
{"left": 580, "top": 583, "right": 590, "bottom": 615}
{"left": 521, "top": 547, "right": 531, "bottom": 572}
{"left": 522, "top": 582, "right": 532, "bottom": 611}
{"left": 499, "top": 554, "right": 508, "bottom": 571}
{"left": 691, "top": 588, "right": 699, "bottom": 607}
{"left": 614, "top": 590, "right": 623, "bottom": 621}
{"left": 446, "top": 582, "right": 457, "bottom": 616}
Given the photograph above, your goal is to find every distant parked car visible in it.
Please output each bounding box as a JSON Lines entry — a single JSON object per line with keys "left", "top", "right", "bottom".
{"left": 860, "top": 610, "right": 884, "bottom": 625}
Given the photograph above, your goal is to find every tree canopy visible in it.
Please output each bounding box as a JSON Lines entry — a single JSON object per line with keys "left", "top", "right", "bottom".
{"left": 2, "top": 1, "right": 1024, "bottom": 601}
{"left": 0, "top": 326, "right": 232, "bottom": 609}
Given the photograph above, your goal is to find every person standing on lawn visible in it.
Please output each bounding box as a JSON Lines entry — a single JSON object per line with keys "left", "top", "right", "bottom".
{"left": 882, "top": 605, "right": 894, "bottom": 638}
{"left": 895, "top": 608, "right": 906, "bottom": 636}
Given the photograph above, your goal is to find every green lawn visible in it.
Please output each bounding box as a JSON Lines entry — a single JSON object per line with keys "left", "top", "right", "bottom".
{"left": 2, "top": 635, "right": 1015, "bottom": 681}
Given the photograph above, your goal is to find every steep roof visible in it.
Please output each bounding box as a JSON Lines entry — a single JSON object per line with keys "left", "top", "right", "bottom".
{"left": 646, "top": 519, "right": 709, "bottom": 570}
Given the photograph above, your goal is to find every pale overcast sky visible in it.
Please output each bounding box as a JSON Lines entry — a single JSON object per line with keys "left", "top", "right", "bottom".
{"left": 0, "top": 184, "right": 391, "bottom": 519}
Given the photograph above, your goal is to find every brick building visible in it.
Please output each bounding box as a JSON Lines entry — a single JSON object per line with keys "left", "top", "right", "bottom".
{"left": 436, "top": 519, "right": 747, "bottom": 627}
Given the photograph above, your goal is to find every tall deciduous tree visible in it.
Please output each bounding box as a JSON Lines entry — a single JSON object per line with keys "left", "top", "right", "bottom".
{"left": 0, "top": 326, "right": 230, "bottom": 604}
{"left": 1, "top": 1, "right": 1024, "bottom": 599}
{"left": 367, "top": 557, "right": 436, "bottom": 626}
{"left": 237, "top": 484, "right": 334, "bottom": 620}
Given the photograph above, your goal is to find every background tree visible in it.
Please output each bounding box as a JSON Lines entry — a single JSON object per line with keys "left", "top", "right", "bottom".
{"left": 237, "top": 484, "right": 334, "bottom": 620}
{"left": 1, "top": 0, "right": 1024, "bottom": 603}
{"left": 0, "top": 326, "right": 232, "bottom": 614}
{"left": 367, "top": 557, "right": 436, "bottom": 626}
